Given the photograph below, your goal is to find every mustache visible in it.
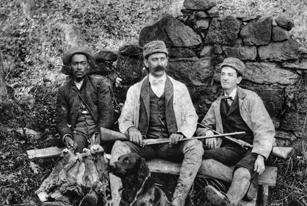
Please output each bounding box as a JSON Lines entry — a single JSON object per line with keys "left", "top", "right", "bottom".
{"left": 153, "top": 65, "right": 166, "bottom": 71}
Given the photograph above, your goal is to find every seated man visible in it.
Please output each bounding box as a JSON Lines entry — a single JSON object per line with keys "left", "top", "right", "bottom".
{"left": 56, "top": 46, "right": 114, "bottom": 153}
{"left": 51, "top": 46, "right": 114, "bottom": 206}
{"left": 196, "top": 57, "right": 275, "bottom": 206}
{"left": 110, "top": 40, "right": 204, "bottom": 206}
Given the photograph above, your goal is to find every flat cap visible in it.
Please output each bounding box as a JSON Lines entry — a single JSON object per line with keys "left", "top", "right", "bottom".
{"left": 220, "top": 57, "right": 246, "bottom": 76}
{"left": 143, "top": 40, "right": 168, "bottom": 58}
{"left": 62, "top": 46, "right": 95, "bottom": 66}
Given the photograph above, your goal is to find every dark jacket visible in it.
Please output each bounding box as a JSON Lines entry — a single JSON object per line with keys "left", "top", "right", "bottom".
{"left": 56, "top": 74, "right": 114, "bottom": 139}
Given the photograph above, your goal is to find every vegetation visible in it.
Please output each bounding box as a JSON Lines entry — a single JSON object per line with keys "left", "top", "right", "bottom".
{"left": 0, "top": 0, "right": 307, "bottom": 205}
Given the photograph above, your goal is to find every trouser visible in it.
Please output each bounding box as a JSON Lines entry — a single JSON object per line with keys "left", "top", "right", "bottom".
{"left": 73, "top": 113, "right": 97, "bottom": 153}
{"left": 109, "top": 139, "right": 204, "bottom": 206}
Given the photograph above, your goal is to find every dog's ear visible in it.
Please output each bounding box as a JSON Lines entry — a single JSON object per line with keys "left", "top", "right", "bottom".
{"left": 136, "top": 156, "right": 149, "bottom": 183}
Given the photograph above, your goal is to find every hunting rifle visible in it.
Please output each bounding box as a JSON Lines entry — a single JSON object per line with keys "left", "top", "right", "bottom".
{"left": 100, "top": 127, "right": 293, "bottom": 159}
{"left": 197, "top": 123, "right": 294, "bottom": 159}
{"left": 100, "top": 127, "right": 244, "bottom": 145}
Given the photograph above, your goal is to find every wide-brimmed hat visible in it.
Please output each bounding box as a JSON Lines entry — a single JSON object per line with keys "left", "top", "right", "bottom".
{"left": 62, "top": 46, "right": 95, "bottom": 66}
{"left": 143, "top": 40, "right": 168, "bottom": 58}
{"left": 220, "top": 57, "right": 246, "bottom": 76}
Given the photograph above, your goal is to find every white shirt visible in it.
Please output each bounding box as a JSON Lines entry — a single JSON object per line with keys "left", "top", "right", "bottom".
{"left": 74, "top": 79, "right": 84, "bottom": 90}
{"left": 148, "top": 73, "right": 166, "bottom": 97}
{"left": 224, "top": 87, "right": 237, "bottom": 100}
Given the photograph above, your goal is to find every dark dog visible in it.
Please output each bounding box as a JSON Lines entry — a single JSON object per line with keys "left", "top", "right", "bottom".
{"left": 111, "top": 153, "right": 170, "bottom": 206}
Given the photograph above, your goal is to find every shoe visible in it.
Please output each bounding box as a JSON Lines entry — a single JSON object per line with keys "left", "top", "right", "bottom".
{"left": 171, "top": 197, "right": 185, "bottom": 206}
{"left": 205, "top": 185, "right": 230, "bottom": 206}
{"left": 245, "top": 175, "right": 258, "bottom": 201}
{"left": 79, "top": 191, "right": 99, "bottom": 206}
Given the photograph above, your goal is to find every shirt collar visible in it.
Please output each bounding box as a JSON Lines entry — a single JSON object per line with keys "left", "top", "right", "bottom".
{"left": 224, "top": 87, "right": 237, "bottom": 100}
{"left": 148, "top": 73, "right": 166, "bottom": 86}
{"left": 74, "top": 79, "right": 84, "bottom": 90}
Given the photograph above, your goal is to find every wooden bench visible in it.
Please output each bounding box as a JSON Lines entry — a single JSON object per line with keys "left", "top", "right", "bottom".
{"left": 146, "top": 158, "right": 277, "bottom": 206}
{"left": 27, "top": 147, "right": 277, "bottom": 205}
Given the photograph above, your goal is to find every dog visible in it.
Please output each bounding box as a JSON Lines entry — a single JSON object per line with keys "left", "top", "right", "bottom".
{"left": 111, "top": 153, "right": 170, "bottom": 206}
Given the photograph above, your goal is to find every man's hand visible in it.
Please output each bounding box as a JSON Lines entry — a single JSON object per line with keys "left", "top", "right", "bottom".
{"left": 128, "top": 127, "right": 144, "bottom": 147}
{"left": 169, "top": 133, "right": 184, "bottom": 146}
{"left": 64, "top": 135, "right": 77, "bottom": 151}
{"left": 204, "top": 130, "right": 218, "bottom": 149}
{"left": 254, "top": 154, "right": 265, "bottom": 175}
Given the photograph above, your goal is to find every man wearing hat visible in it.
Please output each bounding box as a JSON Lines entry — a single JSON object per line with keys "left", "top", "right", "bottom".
{"left": 52, "top": 46, "right": 114, "bottom": 206}
{"left": 196, "top": 57, "right": 275, "bottom": 206}
{"left": 109, "top": 40, "right": 204, "bottom": 206}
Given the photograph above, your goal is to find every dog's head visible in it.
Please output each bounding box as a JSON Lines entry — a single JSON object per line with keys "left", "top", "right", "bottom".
{"left": 111, "top": 153, "right": 148, "bottom": 179}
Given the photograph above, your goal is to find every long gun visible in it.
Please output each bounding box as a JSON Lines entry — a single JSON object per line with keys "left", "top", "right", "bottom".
{"left": 100, "top": 127, "right": 244, "bottom": 145}
{"left": 197, "top": 123, "right": 294, "bottom": 159}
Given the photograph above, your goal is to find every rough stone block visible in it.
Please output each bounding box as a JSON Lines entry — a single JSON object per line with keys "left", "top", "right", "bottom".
{"left": 280, "top": 112, "right": 307, "bottom": 132}
{"left": 200, "top": 45, "right": 214, "bottom": 57}
{"left": 194, "top": 19, "right": 210, "bottom": 31}
{"left": 205, "top": 16, "right": 241, "bottom": 46}
{"left": 272, "top": 26, "right": 290, "bottom": 42}
{"left": 240, "top": 16, "right": 272, "bottom": 46}
{"left": 195, "top": 11, "right": 209, "bottom": 19}
{"left": 139, "top": 15, "right": 202, "bottom": 47}
{"left": 223, "top": 46, "right": 257, "bottom": 60}
{"left": 207, "top": 6, "right": 219, "bottom": 17}
{"left": 245, "top": 62, "right": 299, "bottom": 85}
{"left": 258, "top": 38, "right": 300, "bottom": 61}
{"left": 183, "top": 0, "right": 216, "bottom": 10}
{"left": 282, "top": 60, "right": 307, "bottom": 70}
{"left": 118, "top": 44, "right": 142, "bottom": 57}
{"left": 168, "top": 57, "right": 214, "bottom": 86}
{"left": 95, "top": 50, "right": 118, "bottom": 62}
{"left": 275, "top": 14, "right": 294, "bottom": 31}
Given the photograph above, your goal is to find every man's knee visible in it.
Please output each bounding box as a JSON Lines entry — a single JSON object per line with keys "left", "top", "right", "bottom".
{"left": 183, "top": 139, "right": 204, "bottom": 155}
{"left": 234, "top": 167, "right": 251, "bottom": 180}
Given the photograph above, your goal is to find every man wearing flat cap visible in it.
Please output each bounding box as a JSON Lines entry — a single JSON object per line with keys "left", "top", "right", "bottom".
{"left": 196, "top": 57, "right": 275, "bottom": 206}
{"left": 109, "top": 40, "right": 204, "bottom": 206}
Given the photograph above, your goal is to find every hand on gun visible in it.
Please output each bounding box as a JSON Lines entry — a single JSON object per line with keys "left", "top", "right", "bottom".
{"left": 128, "top": 127, "right": 144, "bottom": 147}
{"left": 169, "top": 133, "right": 184, "bottom": 147}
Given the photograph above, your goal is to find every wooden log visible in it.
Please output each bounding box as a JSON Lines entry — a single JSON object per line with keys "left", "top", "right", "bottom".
{"left": 27, "top": 147, "right": 64, "bottom": 159}
{"left": 146, "top": 159, "right": 277, "bottom": 186}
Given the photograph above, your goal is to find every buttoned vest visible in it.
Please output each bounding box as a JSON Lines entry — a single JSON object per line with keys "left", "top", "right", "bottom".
{"left": 220, "top": 93, "right": 253, "bottom": 145}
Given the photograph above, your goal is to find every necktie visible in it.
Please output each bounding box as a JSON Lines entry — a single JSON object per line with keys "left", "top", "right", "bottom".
{"left": 221, "top": 96, "right": 233, "bottom": 106}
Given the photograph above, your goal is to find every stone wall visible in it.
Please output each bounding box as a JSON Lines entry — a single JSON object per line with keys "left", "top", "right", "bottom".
{"left": 96, "top": 0, "right": 307, "bottom": 149}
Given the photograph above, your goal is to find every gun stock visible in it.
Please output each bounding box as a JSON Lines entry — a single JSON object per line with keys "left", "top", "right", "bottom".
{"left": 100, "top": 127, "right": 128, "bottom": 141}
{"left": 271, "top": 147, "right": 294, "bottom": 159}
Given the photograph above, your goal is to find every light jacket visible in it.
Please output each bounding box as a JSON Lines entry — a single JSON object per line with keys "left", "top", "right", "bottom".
{"left": 118, "top": 75, "right": 198, "bottom": 138}
{"left": 197, "top": 86, "right": 275, "bottom": 159}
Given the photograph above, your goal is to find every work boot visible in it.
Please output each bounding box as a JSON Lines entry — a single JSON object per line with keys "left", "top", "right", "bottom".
{"left": 245, "top": 175, "right": 258, "bottom": 201}
{"left": 171, "top": 140, "right": 204, "bottom": 206}
{"left": 79, "top": 190, "right": 99, "bottom": 206}
{"left": 205, "top": 185, "right": 230, "bottom": 206}
{"left": 226, "top": 168, "right": 251, "bottom": 205}
{"left": 171, "top": 184, "right": 185, "bottom": 206}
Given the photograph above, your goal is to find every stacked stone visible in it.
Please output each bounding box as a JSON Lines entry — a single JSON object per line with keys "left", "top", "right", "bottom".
{"left": 113, "top": 0, "right": 307, "bottom": 148}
